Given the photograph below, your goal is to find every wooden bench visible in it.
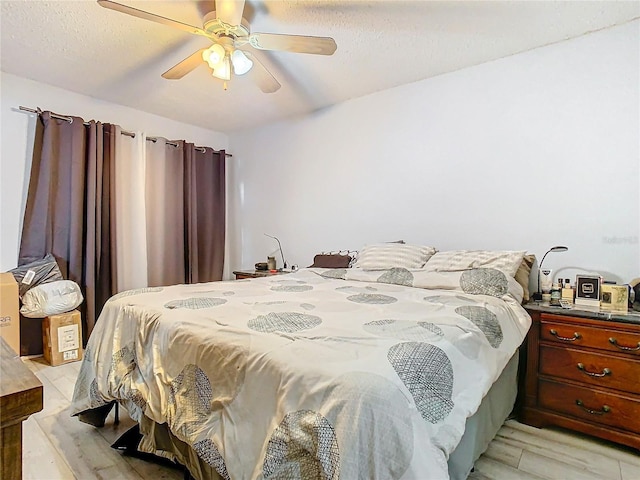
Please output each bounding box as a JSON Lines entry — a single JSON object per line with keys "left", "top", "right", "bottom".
{"left": 0, "top": 337, "right": 43, "bottom": 479}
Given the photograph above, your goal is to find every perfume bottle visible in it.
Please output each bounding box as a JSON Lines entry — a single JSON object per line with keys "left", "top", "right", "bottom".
{"left": 550, "top": 282, "right": 562, "bottom": 306}
{"left": 562, "top": 278, "right": 574, "bottom": 303}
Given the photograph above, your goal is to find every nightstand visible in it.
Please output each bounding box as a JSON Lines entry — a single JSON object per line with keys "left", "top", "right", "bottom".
{"left": 233, "top": 270, "right": 289, "bottom": 280}
{"left": 520, "top": 303, "right": 640, "bottom": 450}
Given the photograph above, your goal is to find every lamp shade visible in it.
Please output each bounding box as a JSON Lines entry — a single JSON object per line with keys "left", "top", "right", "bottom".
{"left": 231, "top": 49, "right": 253, "bottom": 75}
{"left": 203, "top": 44, "right": 226, "bottom": 69}
{"left": 532, "top": 245, "right": 569, "bottom": 301}
{"left": 212, "top": 54, "right": 231, "bottom": 81}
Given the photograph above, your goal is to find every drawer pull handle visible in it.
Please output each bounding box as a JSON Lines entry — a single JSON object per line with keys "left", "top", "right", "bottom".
{"left": 577, "top": 363, "right": 611, "bottom": 377}
{"left": 609, "top": 337, "right": 640, "bottom": 351}
{"left": 549, "top": 329, "right": 581, "bottom": 342}
{"left": 575, "top": 400, "right": 611, "bottom": 415}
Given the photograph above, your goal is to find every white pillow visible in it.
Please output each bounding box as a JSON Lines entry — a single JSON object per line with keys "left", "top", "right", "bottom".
{"left": 353, "top": 244, "right": 436, "bottom": 270}
{"left": 20, "top": 280, "right": 83, "bottom": 318}
{"left": 423, "top": 250, "right": 526, "bottom": 277}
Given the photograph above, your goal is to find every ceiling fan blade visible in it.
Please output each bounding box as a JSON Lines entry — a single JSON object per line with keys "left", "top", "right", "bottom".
{"left": 215, "top": 0, "right": 245, "bottom": 27}
{"left": 248, "top": 33, "right": 337, "bottom": 55}
{"left": 97, "top": 0, "right": 210, "bottom": 38}
{"left": 241, "top": 51, "right": 280, "bottom": 94}
{"left": 162, "top": 49, "right": 206, "bottom": 80}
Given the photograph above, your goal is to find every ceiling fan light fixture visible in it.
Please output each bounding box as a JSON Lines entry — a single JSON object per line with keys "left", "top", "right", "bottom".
{"left": 212, "top": 54, "right": 231, "bottom": 81}
{"left": 203, "top": 43, "right": 226, "bottom": 68}
{"left": 231, "top": 49, "right": 253, "bottom": 75}
{"left": 96, "top": 0, "right": 336, "bottom": 92}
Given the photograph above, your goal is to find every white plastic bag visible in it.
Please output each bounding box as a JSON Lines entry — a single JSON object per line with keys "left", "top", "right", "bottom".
{"left": 20, "top": 280, "right": 83, "bottom": 318}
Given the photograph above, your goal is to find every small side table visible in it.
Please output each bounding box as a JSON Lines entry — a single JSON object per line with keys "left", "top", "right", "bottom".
{"left": 233, "top": 270, "right": 289, "bottom": 280}
{"left": 0, "top": 337, "right": 43, "bottom": 480}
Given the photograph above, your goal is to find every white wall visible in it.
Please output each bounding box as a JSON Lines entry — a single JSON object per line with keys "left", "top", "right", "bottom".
{"left": 0, "top": 72, "right": 229, "bottom": 271}
{"left": 228, "top": 21, "right": 640, "bottom": 284}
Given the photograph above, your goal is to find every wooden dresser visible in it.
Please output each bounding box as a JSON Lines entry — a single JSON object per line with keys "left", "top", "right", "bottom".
{"left": 521, "top": 304, "right": 640, "bottom": 450}
{"left": 0, "top": 337, "right": 43, "bottom": 479}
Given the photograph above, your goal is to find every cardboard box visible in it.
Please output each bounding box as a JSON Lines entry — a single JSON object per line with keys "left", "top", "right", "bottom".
{"left": 43, "top": 310, "right": 83, "bottom": 366}
{"left": 0, "top": 272, "right": 20, "bottom": 354}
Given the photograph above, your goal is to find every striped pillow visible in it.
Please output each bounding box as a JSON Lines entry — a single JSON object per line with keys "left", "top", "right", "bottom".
{"left": 423, "top": 250, "right": 526, "bottom": 277}
{"left": 353, "top": 244, "right": 436, "bottom": 270}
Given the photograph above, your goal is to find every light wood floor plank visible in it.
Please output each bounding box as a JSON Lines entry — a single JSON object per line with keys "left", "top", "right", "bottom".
{"left": 519, "top": 450, "right": 619, "bottom": 480}
{"left": 497, "top": 424, "right": 622, "bottom": 480}
{"left": 604, "top": 447, "right": 640, "bottom": 469}
{"left": 93, "top": 463, "right": 144, "bottom": 480}
{"left": 38, "top": 361, "right": 81, "bottom": 402}
{"left": 23, "top": 415, "right": 76, "bottom": 480}
{"left": 22, "top": 355, "right": 49, "bottom": 374}
{"left": 67, "top": 359, "right": 82, "bottom": 374}
{"left": 466, "top": 470, "right": 493, "bottom": 480}
{"left": 473, "top": 456, "right": 546, "bottom": 480}
{"left": 482, "top": 438, "right": 523, "bottom": 468}
{"left": 95, "top": 412, "right": 138, "bottom": 445}
{"left": 57, "top": 370, "right": 81, "bottom": 403}
{"left": 33, "top": 371, "right": 75, "bottom": 418}
{"left": 36, "top": 410, "right": 146, "bottom": 479}
{"left": 504, "top": 420, "right": 640, "bottom": 467}
{"left": 38, "top": 359, "right": 74, "bottom": 382}
{"left": 123, "top": 456, "right": 184, "bottom": 480}
{"left": 620, "top": 461, "right": 640, "bottom": 480}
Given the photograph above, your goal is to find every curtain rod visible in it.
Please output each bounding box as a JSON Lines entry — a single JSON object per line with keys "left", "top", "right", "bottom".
{"left": 18, "top": 106, "right": 232, "bottom": 157}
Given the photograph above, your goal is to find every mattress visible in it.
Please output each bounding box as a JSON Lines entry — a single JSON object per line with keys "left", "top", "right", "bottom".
{"left": 72, "top": 267, "right": 530, "bottom": 479}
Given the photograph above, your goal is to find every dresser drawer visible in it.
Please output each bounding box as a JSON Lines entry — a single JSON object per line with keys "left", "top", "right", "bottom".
{"left": 538, "top": 379, "right": 640, "bottom": 433}
{"left": 540, "top": 318, "right": 640, "bottom": 356}
{"left": 539, "top": 345, "right": 640, "bottom": 395}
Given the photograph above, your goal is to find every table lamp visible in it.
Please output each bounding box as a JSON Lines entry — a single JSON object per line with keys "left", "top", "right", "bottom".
{"left": 264, "top": 234, "right": 288, "bottom": 270}
{"left": 532, "top": 245, "right": 568, "bottom": 301}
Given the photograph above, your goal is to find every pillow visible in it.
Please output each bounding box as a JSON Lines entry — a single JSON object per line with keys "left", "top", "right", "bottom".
{"left": 423, "top": 250, "right": 526, "bottom": 277}
{"left": 310, "top": 254, "right": 353, "bottom": 269}
{"left": 514, "top": 254, "right": 535, "bottom": 302}
{"left": 346, "top": 241, "right": 404, "bottom": 267}
{"left": 9, "top": 254, "right": 64, "bottom": 298}
{"left": 20, "top": 280, "right": 83, "bottom": 318}
{"left": 352, "top": 244, "right": 436, "bottom": 270}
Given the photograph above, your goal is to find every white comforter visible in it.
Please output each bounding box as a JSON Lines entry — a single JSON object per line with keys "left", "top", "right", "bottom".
{"left": 71, "top": 267, "right": 530, "bottom": 480}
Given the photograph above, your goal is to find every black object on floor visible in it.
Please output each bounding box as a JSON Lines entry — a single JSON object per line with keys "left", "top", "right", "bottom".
{"left": 76, "top": 401, "right": 116, "bottom": 427}
{"left": 111, "top": 423, "right": 183, "bottom": 471}
{"left": 184, "top": 469, "right": 196, "bottom": 480}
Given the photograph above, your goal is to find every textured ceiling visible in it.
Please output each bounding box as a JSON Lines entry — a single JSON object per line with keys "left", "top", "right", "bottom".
{"left": 2, "top": 1, "right": 639, "bottom": 133}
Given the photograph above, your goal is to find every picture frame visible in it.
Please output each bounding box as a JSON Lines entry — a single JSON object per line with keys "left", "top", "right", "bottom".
{"left": 575, "top": 274, "right": 601, "bottom": 308}
{"left": 576, "top": 275, "right": 600, "bottom": 300}
{"left": 600, "top": 284, "right": 628, "bottom": 313}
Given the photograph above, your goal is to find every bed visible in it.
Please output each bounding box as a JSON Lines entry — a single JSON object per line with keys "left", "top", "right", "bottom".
{"left": 71, "top": 262, "right": 531, "bottom": 479}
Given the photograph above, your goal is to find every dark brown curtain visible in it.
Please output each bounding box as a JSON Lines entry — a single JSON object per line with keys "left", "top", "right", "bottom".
{"left": 145, "top": 138, "right": 185, "bottom": 287}
{"left": 144, "top": 140, "right": 225, "bottom": 286}
{"left": 19, "top": 111, "right": 117, "bottom": 342}
{"left": 184, "top": 145, "right": 226, "bottom": 283}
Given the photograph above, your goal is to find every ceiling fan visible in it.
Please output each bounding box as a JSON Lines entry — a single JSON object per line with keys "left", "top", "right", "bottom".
{"left": 97, "top": 0, "right": 337, "bottom": 93}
